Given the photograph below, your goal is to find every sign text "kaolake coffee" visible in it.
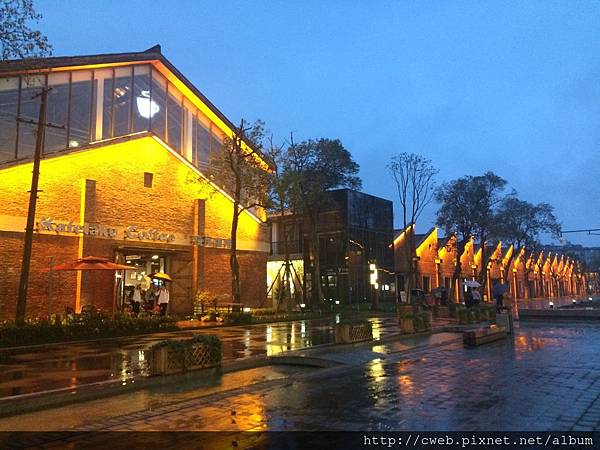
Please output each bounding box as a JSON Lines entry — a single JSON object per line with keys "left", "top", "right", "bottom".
{"left": 38, "top": 217, "right": 176, "bottom": 243}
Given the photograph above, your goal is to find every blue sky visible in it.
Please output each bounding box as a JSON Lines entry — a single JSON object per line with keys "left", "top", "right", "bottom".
{"left": 36, "top": 0, "right": 600, "bottom": 245}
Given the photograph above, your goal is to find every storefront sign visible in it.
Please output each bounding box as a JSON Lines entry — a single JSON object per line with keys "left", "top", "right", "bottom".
{"left": 190, "top": 235, "right": 231, "bottom": 249}
{"left": 39, "top": 217, "right": 117, "bottom": 238}
{"left": 125, "top": 226, "right": 176, "bottom": 243}
{"left": 38, "top": 217, "right": 175, "bottom": 243}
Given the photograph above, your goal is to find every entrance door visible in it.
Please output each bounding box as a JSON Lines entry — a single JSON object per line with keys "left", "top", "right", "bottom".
{"left": 117, "top": 251, "right": 168, "bottom": 310}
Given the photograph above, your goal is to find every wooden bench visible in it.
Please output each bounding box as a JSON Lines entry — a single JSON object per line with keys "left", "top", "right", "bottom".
{"left": 463, "top": 325, "right": 507, "bottom": 347}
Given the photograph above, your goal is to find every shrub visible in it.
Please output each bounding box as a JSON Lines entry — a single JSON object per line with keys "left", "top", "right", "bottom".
{"left": 448, "top": 303, "right": 458, "bottom": 317}
{"left": 456, "top": 307, "right": 469, "bottom": 324}
{"left": 250, "top": 308, "right": 277, "bottom": 317}
{"left": 221, "top": 312, "right": 253, "bottom": 326}
{"left": 194, "top": 291, "right": 215, "bottom": 317}
{"left": 0, "top": 314, "right": 178, "bottom": 348}
{"left": 413, "top": 314, "right": 425, "bottom": 331}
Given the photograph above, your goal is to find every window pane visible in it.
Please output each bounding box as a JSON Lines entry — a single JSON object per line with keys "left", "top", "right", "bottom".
{"left": 209, "top": 126, "right": 223, "bottom": 176}
{"left": 0, "top": 77, "right": 19, "bottom": 162}
{"left": 191, "top": 113, "right": 197, "bottom": 164}
{"left": 112, "top": 67, "right": 132, "bottom": 137}
{"left": 102, "top": 74, "right": 113, "bottom": 139}
{"left": 132, "top": 65, "right": 151, "bottom": 133}
{"left": 45, "top": 73, "right": 69, "bottom": 153}
{"left": 150, "top": 70, "right": 166, "bottom": 140}
{"left": 18, "top": 75, "right": 45, "bottom": 159}
{"left": 210, "top": 126, "right": 223, "bottom": 159}
{"left": 194, "top": 113, "right": 210, "bottom": 169}
{"left": 167, "top": 87, "right": 182, "bottom": 152}
{"left": 69, "top": 70, "right": 93, "bottom": 148}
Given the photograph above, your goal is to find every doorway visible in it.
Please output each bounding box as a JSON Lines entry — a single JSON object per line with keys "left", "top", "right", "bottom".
{"left": 116, "top": 251, "right": 169, "bottom": 310}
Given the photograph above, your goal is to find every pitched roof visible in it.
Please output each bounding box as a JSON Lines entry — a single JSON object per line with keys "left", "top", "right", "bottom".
{"left": 0, "top": 45, "right": 272, "bottom": 169}
{"left": 438, "top": 234, "right": 454, "bottom": 249}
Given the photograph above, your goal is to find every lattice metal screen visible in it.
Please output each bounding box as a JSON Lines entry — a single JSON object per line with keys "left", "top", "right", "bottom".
{"left": 184, "top": 344, "right": 214, "bottom": 368}
{"left": 350, "top": 325, "right": 372, "bottom": 342}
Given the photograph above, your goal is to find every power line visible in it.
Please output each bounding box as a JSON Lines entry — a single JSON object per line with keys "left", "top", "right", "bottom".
{"left": 560, "top": 228, "right": 600, "bottom": 236}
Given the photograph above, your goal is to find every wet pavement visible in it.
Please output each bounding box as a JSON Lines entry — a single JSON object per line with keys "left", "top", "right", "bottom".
{"left": 0, "top": 313, "right": 404, "bottom": 398}
{"left": 0, "top": 332, "right": 460, "bottom": 432}
{"left": 3, "top": 322, "right": 600, "bottom": 434}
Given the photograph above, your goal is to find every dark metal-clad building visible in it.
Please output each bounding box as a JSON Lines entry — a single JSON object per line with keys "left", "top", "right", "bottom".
{"left": 268, "top": 189, "right": 395, "bottom": 307}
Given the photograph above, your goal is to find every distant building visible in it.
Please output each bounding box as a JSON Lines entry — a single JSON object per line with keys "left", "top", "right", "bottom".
{"left": 542, "top": 244, "right": 600, "bottom": 271}
{"left": 268, "top": 189, "right": 395, "bottom": 308}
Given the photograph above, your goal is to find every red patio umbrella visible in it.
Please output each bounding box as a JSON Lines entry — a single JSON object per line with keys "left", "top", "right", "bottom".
{"left": 53, "top": 256, "right": 136, "bottom": 314}
{"left": 53, "top": 256, "right": 134, "bottom": 271}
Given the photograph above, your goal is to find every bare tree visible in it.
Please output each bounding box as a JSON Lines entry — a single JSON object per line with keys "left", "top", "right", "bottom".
{"left": 211, "top": 119, "right": 273, "bottom": 304}
{"left": 388, "top": 153, "right": 437, "bottom": 303}
{"left": 265, "top": 134, "right": 298, "bottom": 312}
{"left": 1, "top": 0, "right": 51, "bottom": 61}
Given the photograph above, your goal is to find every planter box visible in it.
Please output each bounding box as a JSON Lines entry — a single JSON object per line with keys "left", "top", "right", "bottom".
{"left": 433, "top": 306, "right": 449, "bottom": 318}
{"left": 334, "top": 323, "right": 373, "bottom": 344}
{"left": 397, "top": 304, "right": 416, "bottom": 316}
{"left": 423, "top": 310, "right": 433, "bottom": 327}
{"left": 151, "top": 343, "right": 220, "bottom": 376}
{"left": 496, "top": 312, "right": 514, "bottom": 334}
{"left": 463, "top": 326, "right": 507, "bottom": 347}
{"left": 399, "top": 317, "right": 415, "bottom": 334}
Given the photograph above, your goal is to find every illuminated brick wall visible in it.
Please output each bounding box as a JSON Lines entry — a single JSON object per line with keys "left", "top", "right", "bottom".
{"left": 0, "top": 135, "right": 269, "bottom": 319}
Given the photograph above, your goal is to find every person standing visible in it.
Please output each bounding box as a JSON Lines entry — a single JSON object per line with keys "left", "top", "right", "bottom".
{"left": 464, "top": 287, "right": 474, "bottom": 308}
{"left": 132, "top": 284, "right": 142, "bottom": 316}
{"left": 493, "top": 281, "right": 504, "bottom": 312}
{"left": 145, "top": 284, "right": 156, "bottom": 312}
{"left": 472, "top": 288, "right": 481, "bottom": 307}
{"left": 158, "top": 284, "right": 170, "bottom": 316}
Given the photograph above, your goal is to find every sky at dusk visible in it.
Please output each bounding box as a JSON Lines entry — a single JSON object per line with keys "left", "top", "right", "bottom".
{"left": 35, "top": 0, "right": 600, "bottom": 246}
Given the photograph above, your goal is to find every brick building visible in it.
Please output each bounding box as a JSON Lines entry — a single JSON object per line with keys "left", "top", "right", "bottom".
{"left": 0, "top": 46, "right": 270, "bottom": 320}
{"left": 393, "top": 225, "right": 595, "bottom": 304}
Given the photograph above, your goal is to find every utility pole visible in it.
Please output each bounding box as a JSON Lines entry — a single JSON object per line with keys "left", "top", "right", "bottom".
{"left": 16, "top": 87, "right": 62, "bottom": 323}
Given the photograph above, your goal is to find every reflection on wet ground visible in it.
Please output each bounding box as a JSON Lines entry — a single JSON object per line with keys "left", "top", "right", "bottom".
{"left": 75, "top": 322, "right": 600, "bottom": 433}
{"left": 2, "top": 323, "right": 597, "bottom": 436}
{"left": 0, "top": 365, "right": 309, "bottom": 431}
{"left": 0, "top": 315, "right": 400, "bottom": 398}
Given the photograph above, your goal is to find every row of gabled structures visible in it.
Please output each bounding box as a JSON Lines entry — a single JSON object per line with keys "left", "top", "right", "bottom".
{"left": 393, "top": 225, "right": 591, "bottom": 302}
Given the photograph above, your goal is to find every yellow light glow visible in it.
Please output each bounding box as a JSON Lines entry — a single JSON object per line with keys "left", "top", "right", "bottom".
{"left": 392, "top": 223, "right": 415, "bottom": 247}
{"left": 415, "top": 227, "right": 437, "bottom": 258}
{"left": 0, "top": 135, "right": 268, "bottom": 254}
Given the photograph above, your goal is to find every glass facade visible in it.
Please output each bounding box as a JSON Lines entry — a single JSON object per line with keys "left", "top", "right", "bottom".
{"left": 270, "top": 189, "right": 394, "bottom": 306}
{"left": 0, "top": 64, "right": 224, "bottom": 174}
